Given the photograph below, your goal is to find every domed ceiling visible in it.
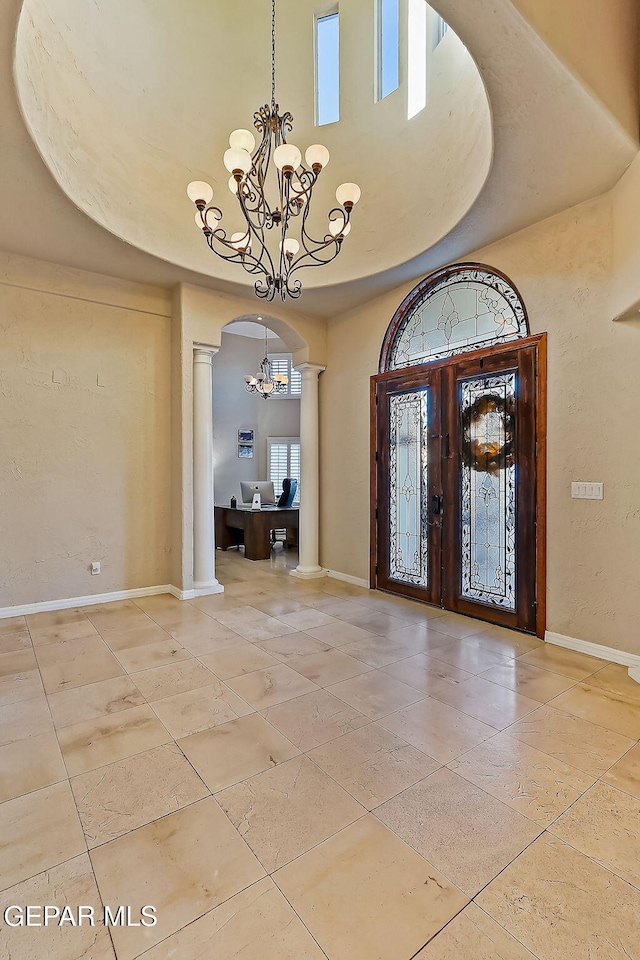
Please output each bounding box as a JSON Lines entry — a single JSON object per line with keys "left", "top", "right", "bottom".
{"left": 3, "top": 0, "right": 636, "bottom": 316}
{"left": 15, "top": 0, "right": 491, "bottom": 292}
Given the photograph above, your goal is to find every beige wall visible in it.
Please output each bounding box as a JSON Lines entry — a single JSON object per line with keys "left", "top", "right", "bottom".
{"left": 612, "top": 152, "right": 640, "bottom": 320}
{"left": 320, "top": 193, "right": 640, "bottom": 657}
{"left": 511, "top": 0, "right": 640, "bottom": 140}
{"left": 0, "top": 255, "right": 172, "bottom": 607}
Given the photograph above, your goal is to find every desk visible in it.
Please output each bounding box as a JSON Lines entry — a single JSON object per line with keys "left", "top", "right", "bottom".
{"left": 215, "top": 505, "right": 299, "bottom": 561}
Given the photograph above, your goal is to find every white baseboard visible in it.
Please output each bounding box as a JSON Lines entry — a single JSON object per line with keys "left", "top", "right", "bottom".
{"left": 168, "top": 586, "right": 195, "bottom": 601}
{"left": 192, "top": 580, "right": 224, "bottom": 598}
{"left": 326, "top": 570, "right": 370, "bottom": 589}
{"left": 0, "top": 584, "right": 183, "bottom": 619}
{"left": 289, "top": 567, "right": 328, "bottom": 581}
{"left": 545, "top": 631, "right": 640, "bottom": 670}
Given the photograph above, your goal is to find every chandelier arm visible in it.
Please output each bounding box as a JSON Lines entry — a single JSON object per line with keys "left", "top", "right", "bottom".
{"left": 206, "top": 232, "right": 268, "bottom": 276}
{"left": 284, "top": 276, "right": 303, "bottom": 299}
{"left": 288, "top": 244, "right": 343, "bottom": 277}
{"left": 249, "top": 107, "right": 276, "bottom": 224}
{"left": 204, "top": 214, "right": 274, "bottom": 281}
{"left": 195, "top": 204, "right": 224, "bottom": 230}
{"left": 236, "top": 187, "right": 278, "bottom": 281}
{"left": 275, "top": 117, "right": 288, "bottom": 223}
{"left": 295, "top": 188, "right": 324, "bottom": 253}
{"left": 296, "top": 189, "right": 351, "bottom": 255}
{"left": 285, "top": 167, "right": 316, "bottom": 219}
{"left": 273, "top": 110, "right": 293, "bottom": 220}
{"left": 236, "top": 176, "right": 264, "bottom": 214}
{"left": 254, "top": 279, "right": 276, "bottom": 300}
{"left": 285, "top": 201, "right": 349, "bottom": 272}
{"left": 278, "top": 175, "right": 294, "bottom": 279}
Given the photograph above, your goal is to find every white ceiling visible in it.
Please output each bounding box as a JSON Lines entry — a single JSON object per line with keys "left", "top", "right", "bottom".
{"left": 223, "top": 321, "right": 279, "bottom": 339}
{"left": 0, "top": 0, "right": 637, "bottom": 318}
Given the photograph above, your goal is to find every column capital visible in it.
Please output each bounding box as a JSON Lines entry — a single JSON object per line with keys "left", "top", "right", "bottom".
{"left": 193, "top": 345, "right": 219, "bottom": 364}
{"left": 295, "top": 362, "right": 326, "bottom": 379}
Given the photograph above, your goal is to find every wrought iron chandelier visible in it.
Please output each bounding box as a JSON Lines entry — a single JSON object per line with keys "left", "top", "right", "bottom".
{"left": 186, "top": 0, "right": 361, "bottom": 302}
{"left": 244, "top": 324, "right": 289, "bottom": 398}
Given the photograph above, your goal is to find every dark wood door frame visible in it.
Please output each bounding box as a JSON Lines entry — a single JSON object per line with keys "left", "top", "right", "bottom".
{"left": 370, "top": 333, "right": 547, "bottom": 638}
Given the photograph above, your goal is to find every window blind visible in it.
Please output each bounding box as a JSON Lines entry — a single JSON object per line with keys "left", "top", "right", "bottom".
{"left": 270, "top": 356, "right": 302, "bottom": 397}
{"left": 268, "top": 438, "right": 301, "bottom": 503}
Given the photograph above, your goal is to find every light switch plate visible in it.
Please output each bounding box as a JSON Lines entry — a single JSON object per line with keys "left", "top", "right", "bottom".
{"left": 571, "top": 482, "right": 604, "bottom": 500}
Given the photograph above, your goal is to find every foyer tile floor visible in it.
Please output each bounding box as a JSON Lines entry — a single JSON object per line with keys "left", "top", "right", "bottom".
{"left": 1, "top": 550, "right": 640, "bottom": 959}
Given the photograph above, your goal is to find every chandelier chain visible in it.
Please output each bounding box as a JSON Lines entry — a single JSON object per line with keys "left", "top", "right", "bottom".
{"left": 271, "top": 0, "right": 276, "bottom": 110}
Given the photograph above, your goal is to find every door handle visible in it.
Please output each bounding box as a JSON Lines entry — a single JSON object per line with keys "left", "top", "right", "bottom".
{"left": 431, "top": 494, "right": 443, "bottom": 515}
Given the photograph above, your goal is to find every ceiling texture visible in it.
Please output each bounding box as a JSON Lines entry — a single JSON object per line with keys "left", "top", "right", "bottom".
{"left": 1, "top": 0, "right": 637, "bottom": 318}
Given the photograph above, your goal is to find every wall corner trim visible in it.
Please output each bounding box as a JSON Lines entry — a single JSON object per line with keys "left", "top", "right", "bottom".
{"left": 326, "top": 570, "right": 370, "bottom": 589}
{"left": 0, "top": 584, "right": 195, "bottom": 619}
{"left": 545, "top": 630, "right": 640, "bottom": 679}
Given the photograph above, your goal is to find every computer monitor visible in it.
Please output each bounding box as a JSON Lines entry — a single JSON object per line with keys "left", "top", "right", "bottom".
{"left": 240, "top": 481, "right": 276, "bottom": 505}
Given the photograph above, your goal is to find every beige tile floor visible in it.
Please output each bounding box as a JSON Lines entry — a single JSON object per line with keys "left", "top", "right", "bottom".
{"left": 1, "top": 547, "right": 640, "bottom": 960}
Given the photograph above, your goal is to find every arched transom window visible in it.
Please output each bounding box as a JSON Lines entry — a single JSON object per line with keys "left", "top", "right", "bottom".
{"left": 380, "top": 263, "right": 530, "bottom": 372}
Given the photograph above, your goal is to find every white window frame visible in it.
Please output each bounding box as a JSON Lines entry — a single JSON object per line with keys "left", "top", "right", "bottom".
{"left": 376, "top": 0, "right": 400, "bottom": 102}
{"left": 315, "top": 6, "right": 340, "bottom": 126}
{"left": 407, "top": 2, "right": 448, "bottom": 120}
{"left": 407, "top": 0, "right": 429, "bottom": 120}
{"left": 269, "top": 354, "right": 302, "bottom": 399}
{"left": 267, "top": 437, "right": 301, "bottom": 504}
{"left": 432, "top": 12, "right": 448, "bottom": 49}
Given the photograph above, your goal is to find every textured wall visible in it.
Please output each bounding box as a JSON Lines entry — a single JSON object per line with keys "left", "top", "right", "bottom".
{"left": 511, "top": 0, "right": 639, "bottom": 140}
{"left": 0, "top": 260, "right": 172, "bottom": 606}
{"left": 612, "top": 153, "right": 640, "bottom": 320}
{"left": 320, "top": 193, "right": 640, "bottom": 657}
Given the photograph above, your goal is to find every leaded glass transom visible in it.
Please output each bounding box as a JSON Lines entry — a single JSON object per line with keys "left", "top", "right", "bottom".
{"left": 389, "top": 390, "right": 429, "bottom": 587}
{"left": 384, "top": 265, "right": 529, "bottom": 371}
{"left": 460, "top": 371, "right": 516, "bottom": 610}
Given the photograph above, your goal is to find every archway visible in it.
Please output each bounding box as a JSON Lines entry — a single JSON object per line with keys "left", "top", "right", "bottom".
{"left": 212, "top": 317, "right": 301, "bottom": 573}
{"left": 177, "top": 289, "right": 327, "bottom": 599}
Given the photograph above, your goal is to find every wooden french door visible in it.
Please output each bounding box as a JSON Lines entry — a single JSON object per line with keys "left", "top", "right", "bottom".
{"left": 372, "top": 335, "right": 546, "bottom": 636}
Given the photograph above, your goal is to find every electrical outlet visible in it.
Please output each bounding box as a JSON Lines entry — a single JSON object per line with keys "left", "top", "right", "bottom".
{"left": 91, "top": 561, "right": 101, "bottom": 575}
{"left": 571, "top": 482, "right": 604, "bottom": 500}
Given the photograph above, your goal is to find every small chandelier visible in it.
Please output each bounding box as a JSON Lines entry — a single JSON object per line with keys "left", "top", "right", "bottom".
{"left": 244, "top": 325, "right": 288, "bottom": 399}
{"left": 186, "top": 0, "right": 361, "bottom": 302}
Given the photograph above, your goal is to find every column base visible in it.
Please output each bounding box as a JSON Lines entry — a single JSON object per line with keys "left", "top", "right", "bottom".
{"left": 290, "top": 567, "right": 328, "bottom": 581}
{"left": 192, "top": 579, "right": 224, "bottom": 597}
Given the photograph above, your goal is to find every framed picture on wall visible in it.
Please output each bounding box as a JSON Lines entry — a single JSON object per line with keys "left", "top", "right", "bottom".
{"left": 238, "top": 443, "right": 254, "bottom": 459}
{"left": 238, "top": 428, "right": 254, "bottom": 443}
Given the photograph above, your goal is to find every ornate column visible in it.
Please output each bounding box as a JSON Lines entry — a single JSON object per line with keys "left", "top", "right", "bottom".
{"left": 192, "top": 347, "right": 222, "bottom": 595}
{"left": 291, "top": 362, "right": 327, "bottom": 580}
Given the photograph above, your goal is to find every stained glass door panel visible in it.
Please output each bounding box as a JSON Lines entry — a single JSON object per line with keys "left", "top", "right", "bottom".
{"left": 459, "top": 372, "right": 516, "bottom": 610}
{"left": 375, "top": 371, "right": 442, "bottom": 606}
{"left": 389, "top": 390, "right": 428, "bottom": 587}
